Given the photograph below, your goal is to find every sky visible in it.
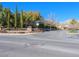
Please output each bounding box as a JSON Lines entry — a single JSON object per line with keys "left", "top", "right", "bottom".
{"left": 1, "top": 2, "right": 79, "bottom": 23}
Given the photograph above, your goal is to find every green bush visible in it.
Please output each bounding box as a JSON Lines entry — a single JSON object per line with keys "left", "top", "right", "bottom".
{"left": 68, "top": 29, "right": 78, "bottom": 33}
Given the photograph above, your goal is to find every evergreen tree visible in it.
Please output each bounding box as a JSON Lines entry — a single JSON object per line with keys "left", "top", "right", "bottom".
{"left": 20, "top": 10, "right": 23, "bottom": 28}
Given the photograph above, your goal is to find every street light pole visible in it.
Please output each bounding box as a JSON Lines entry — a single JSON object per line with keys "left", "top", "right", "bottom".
{"left": 36, "top": 22, "right": 39, "bottom": 28}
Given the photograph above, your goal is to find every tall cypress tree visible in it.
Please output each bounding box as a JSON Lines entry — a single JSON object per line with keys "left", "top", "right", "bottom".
{"left": 14, "top": 5, "right": 18, "bottom": 29}
{"left": 7, "top": 9, "right": 10, "bottom": 29}
{"left": 20, "top": 10, "right": 23, "bottom": 28}
{"left": 0, "top": 3, "right": 3, "bottom": 30}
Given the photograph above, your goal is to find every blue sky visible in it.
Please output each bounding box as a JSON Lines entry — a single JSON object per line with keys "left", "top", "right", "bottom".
{"left": 1, "top": 2, "right": 79, "bottom": 23}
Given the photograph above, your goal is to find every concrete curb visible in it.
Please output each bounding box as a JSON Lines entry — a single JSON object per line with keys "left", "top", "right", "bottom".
{"left": 0, "top": 33, "right": 38, "bottom": 35}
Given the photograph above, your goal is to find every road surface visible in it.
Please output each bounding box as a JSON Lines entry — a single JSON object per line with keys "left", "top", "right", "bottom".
{"left": 0, "top": 30, "right": 79, "bottom": 57}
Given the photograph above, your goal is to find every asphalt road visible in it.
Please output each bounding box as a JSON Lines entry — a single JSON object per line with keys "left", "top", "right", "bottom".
{"left": 0, "top": 30, "right": 79, "bottom": 57}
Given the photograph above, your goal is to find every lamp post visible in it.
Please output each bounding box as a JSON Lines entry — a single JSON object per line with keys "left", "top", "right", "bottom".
{"left": 36, "top": 22, "right": 39, "bottom": 32}
{"left": 36, "top": 22, "right": 39, "bottom": 28}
